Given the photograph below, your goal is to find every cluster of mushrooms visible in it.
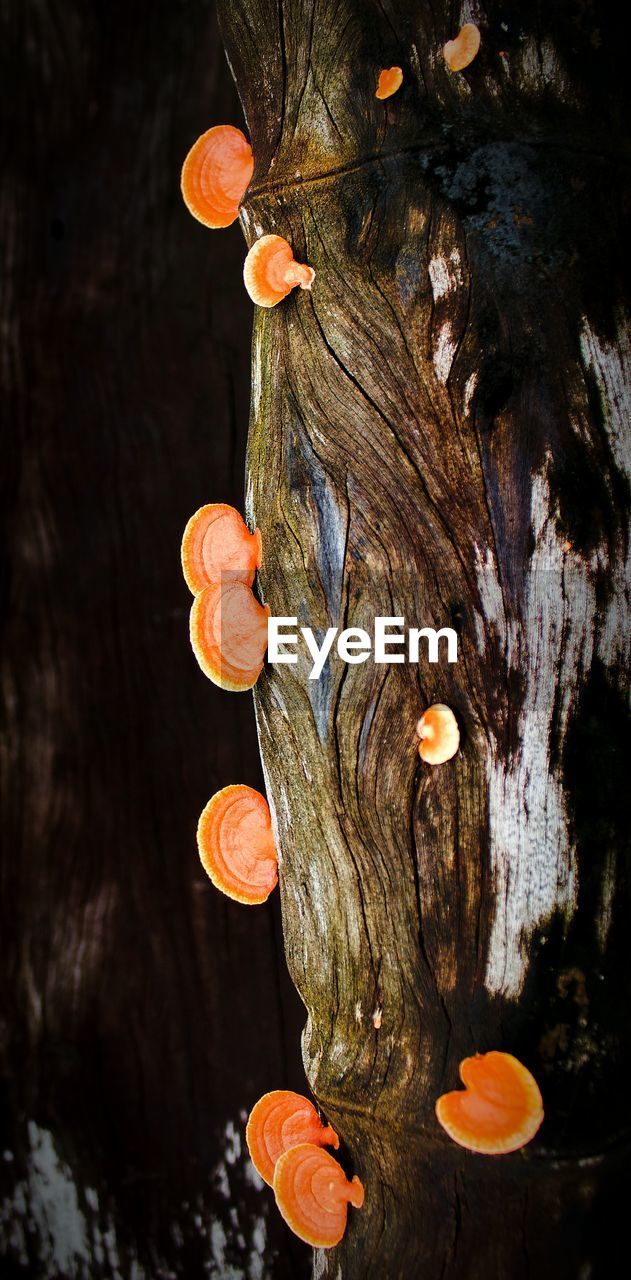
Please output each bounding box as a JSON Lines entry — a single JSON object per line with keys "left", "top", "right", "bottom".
{"left": 180, "top": 22, "right": 544, "bottom": 1251}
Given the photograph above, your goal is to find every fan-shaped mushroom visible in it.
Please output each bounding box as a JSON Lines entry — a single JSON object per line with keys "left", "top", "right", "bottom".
{"left": 244, "top": 235, "right": 315, "bottom": 308}
{"left": 376, "top": 66, "right": 403, "bottom": 99}
{"left": 436, "top": 1051, "right": 544, "bottom": 1154}
{"left": 443, "top": 23, "right": 481, "bottom": 72}
{"left": 197, "top": 785, "right": 277, "bottom": 904}
{"left": 416, "top": 704, "right": 460, "bottom": 764}
{"left": 273, "top": 1144, "right": 364, "bottom": 1248}
{"left": 181, "top": 504, "right": 262, "bottom": 596}
{"left": 190, "top": 581, "right": 269, "bottom": 691}
{"left": 181, "top": 125, "right": 254, "bottom": 228}
{"left": 246, "top": 1091, "right": 338, "bottom": 1186}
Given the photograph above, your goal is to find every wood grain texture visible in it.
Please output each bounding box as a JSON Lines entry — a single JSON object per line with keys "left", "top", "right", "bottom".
{"left": 0, "top": 2, "right": 308, "bottom": 1276}
{"left": 217, "top": 1, "right": 631, "bottom": 1275}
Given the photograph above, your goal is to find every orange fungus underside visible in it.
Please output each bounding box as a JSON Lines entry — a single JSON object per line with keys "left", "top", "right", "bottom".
{"left": 189, "top": 581, "right": 269, "bottom": 691}
{"left": 443, "top": 23, "right": 481, "bottom": 72}
{"left": 435, "top": 1051, "right": 544, "bottom": 1154}
{"left": 197, "top": 785, "right": 277, "bottom": 904}
{"left": 273, "top": 1144, "right": 364, "bottom": 1248}
{"left": 181, "top": 125, "right": 254, "bottom": 229}
{"left": 244, "top": 235, "right": 315, "bottom": 308}
{"left": 246, "top": 1092, "right": 339, "bottom": 1187}
{"left": 181, "top": 503, "right": 262, "bottom": 595}
{"left": 376, "top": 66, "right": 403, "bottom": 99}
{"left": 416, "top": 703, "right": 460, "bottom": 764}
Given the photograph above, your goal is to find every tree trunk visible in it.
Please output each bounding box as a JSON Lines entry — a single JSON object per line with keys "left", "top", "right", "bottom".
{"left": 217, "top": 1, "right": 630, "bottom": 1275}
{"left": 0, "top": 3, "right": 308, "bottom": 1275}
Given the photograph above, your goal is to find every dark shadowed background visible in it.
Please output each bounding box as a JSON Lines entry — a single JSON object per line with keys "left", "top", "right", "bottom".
{"left": 0, "top": 1, "right": 308, "bottom": 1274}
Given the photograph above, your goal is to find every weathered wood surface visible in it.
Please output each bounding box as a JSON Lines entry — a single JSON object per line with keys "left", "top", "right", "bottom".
{"left": 217, "top": 1, "right": 631, "bottom": 1275}
{"left": 0, "top": 2, "right": 308, "bottom": 1276}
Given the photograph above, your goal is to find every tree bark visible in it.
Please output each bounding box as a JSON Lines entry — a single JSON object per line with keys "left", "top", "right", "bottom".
{"left": 0, "top": 3, "right": 308, "bottom": 1276}
{"left": 217, "top": 1, "right": 630, "bottom": 1276}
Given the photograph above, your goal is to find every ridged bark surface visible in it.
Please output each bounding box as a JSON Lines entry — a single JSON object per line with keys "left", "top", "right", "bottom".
{"left": 218, "top": 2, "right": 630, "bottom": 1275}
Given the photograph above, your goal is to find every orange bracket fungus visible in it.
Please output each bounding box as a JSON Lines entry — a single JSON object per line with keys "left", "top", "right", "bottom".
{"left": 181, "top": 503, "right": 262, "bottom": 595}
{"left": 181, "top": 125, "right": 254, "bottom": 228}
{"left": 197, "top": 785, "right": 277, "bottom": 904}
{"left": 443, "top": 23, "right": 481, "bottom": 72}
{"left": 190, "top": 580, "right": 270, "bottom": 691}
{"left": 416, "top": 703, "right": 460, "bottom": 764}
{"left": 243, "top": 235, "right": 315, "bottom": 308}
{"left": 375, "top": 66, "right": 403, "bottom": 99}
{"left": 435, "top": 1051, "right": 544, "bottom": 1155}
{"left": 246, "top": 1091, "right": 339, "bottom": 1186}
{"left": 273, "top": 1143, "right": 364, "bottom": 1248}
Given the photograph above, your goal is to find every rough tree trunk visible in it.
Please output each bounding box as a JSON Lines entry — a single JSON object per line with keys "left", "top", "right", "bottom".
{"left": 218, "top": 2, "right": 630, "bottom": 1276}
